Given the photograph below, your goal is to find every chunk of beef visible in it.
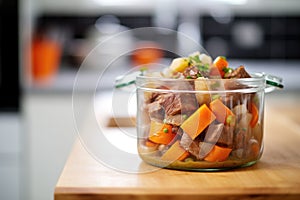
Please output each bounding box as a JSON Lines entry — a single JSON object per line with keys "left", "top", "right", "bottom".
{"left": 180, "top": 132, "right": 201, "bottom": 159}
{"left": 183, "top": 65, "right": 209, "bottom": 79}
{"left": 224, "top": 65, "right": 251, "bottom": 79}
{"left": 179, "top": 93, "right": 199, "bottom": 114}
{"left": 158, "top": 93, "right": 198, "bottom": 116}
{"left": 183, "top": 66, "right": 201, "bottom": 79}
{"left": 202, "top": 123, "right": 224, "bottom": 144}
{"left": 147, "top": 101, "right": 164, "bottom": 121}
{"left": 217, "top": 125, "right": 234, "bottom": 148}
{"left": 144, "top": 86, "right": 170, "bottom": 103}
{"left": 147, "top": 91, "right": 198, "bottom": 121}
{"left": 180, "top": 132, "right": 215, "bottom": 160}
{"left": 199, "top": 142, "right": 215, "bottom": 159}
{"left": 221, "top": 65, "right": 252, "bottom": 107}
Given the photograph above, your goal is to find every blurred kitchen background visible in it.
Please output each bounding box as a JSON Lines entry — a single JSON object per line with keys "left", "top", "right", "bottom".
{"left": 1, "top": 0, "right": 300, "bottom": 199}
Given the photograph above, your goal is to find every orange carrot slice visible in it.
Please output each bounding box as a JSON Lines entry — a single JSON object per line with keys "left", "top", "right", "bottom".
{"left": 204, "top": 145, "right": 232, "bottom": 162}
{"left": 250, "top": 103, "right": 259, "bottom": 128}
{"left": 177, "top": 151, "right": 190, "bottom": 161}
{"left": 180, "top": 104, "right": 216, "bottom": 140}
{"left": 145, "top": 140, "right": 158, "bottom": 147}
{"left": 213, "top": 56, "right": 228, "bottom": 77}
{"left": 148, "top": 123, "right": 176, "bottom": 145}
{"left": 209, "top": 99, "right": 234, "bottom": 124}
{"left": 161, "top": 140, "right": 189, "bottom": 161}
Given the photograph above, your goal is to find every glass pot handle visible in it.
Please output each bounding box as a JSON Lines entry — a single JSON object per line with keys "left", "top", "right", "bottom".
{"left": 114, "top": 71, "right": 141, "bottom": 91}
{"left": 264, "top": 73, "right": 284, "bottom": 93}
{"left": 114, "top": 67, "right": 151, "bottom": 91}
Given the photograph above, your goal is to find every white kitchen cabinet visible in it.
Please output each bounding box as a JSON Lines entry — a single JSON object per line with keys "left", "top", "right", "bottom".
{"left": 0, "top": 114, "right": 21, "bottom": 200}
{"left": 22, "top": 92, "right": 90, "bottom": 200}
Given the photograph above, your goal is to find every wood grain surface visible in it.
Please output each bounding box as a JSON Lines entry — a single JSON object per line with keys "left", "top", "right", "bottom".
{"left": 55, "top": 94, "right": 300, "bottom": 200}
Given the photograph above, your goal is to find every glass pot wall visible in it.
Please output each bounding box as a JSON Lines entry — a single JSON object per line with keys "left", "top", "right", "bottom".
{"left": 136, "top": 74, "right": 266, "bottom": 171}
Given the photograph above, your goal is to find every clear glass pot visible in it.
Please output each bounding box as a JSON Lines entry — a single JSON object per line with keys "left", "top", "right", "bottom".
{"left": 134, "top": 73, "right": 282, "bottom": 171}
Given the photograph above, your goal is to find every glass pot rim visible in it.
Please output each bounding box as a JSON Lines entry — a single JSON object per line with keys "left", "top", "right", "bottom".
{"left": 135, "top": 72, "right": 281, "bottom": 94}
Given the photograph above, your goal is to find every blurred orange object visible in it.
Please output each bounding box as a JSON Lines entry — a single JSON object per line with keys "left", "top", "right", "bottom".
{"left": 31, "top": 34, "right": 62, "bottom": 83}
{"left": 131, "top": 41, "right": 163, "bottom": 66}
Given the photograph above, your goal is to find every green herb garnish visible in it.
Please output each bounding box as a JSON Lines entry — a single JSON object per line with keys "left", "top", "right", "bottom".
{"left": 197, "top": 64, "right": 210, "bottom": 73}
{"left": 223, "top": 67, "right": 233, "bottom": 73}
{"left": 188, "top": 54, "right": 201, "bottom": 64}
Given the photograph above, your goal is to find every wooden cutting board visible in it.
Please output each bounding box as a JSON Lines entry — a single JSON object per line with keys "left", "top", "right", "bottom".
{"left": 54, "top": 97, "right": 300, "bottom": 200}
